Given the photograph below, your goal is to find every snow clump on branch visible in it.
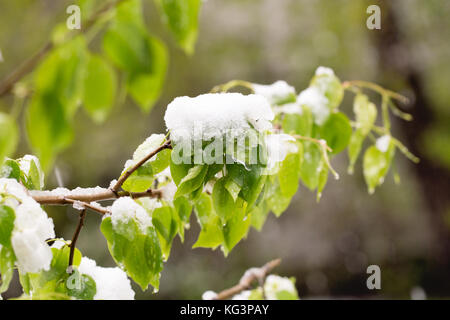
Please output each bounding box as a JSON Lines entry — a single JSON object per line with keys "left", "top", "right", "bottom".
{"left": 0, "top": 178, "right": 55, "bottom": 273}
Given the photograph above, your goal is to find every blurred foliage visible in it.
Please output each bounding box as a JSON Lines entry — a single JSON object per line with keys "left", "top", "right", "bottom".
{"left": 0, "top": 0, "right": 449, "bottom": 299}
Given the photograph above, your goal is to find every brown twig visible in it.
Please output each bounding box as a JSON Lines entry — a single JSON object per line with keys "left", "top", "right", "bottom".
{"left": 30, "top": 139, "right": 169, "bottom": 213}
{"left": 31, "top": 188, "right": 163, "bottom": 206}
{"left": 0, "top": 0, "right": 129, "bottom": 97}
{"left": 214, "top": 259, "right": 281, "bottom": 300}
{"left": 68, "top": 209, "right": 86, "bottom": 272}
{"left": 111, "top": 140, "right": 172, "bottom": 192}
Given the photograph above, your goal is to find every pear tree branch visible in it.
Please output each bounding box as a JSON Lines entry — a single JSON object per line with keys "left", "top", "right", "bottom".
{"left": 214, "top": 258, "right": 281, "bottom": 300}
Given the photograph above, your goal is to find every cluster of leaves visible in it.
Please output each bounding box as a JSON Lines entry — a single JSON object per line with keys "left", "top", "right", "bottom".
{"left": 93, "top": 72, "right": 418, "bottom": 293}
{"left": 18, "top": 244, "right": 96, "bottom": 300}
{"left": 0, "top": 0, "right": 202, "bottom": 171}
{"left": 0, "top": 69, "right": 417, "bottom": 298}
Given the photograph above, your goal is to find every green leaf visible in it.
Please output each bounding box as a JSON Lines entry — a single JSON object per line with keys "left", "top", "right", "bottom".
{"left": 0, "top": 245, "right": 16, "bottom": 294}
{"left": 278, "top": 147, "right": 302, "bottom": 198}
{"left": 266, "top": 175, "right": 292, "bottom": 217}
{"left": 121, "top": 165, "right": 155, "bottom": 193}
{"left": 66, "top": 271, "right": 96, "bottom": 300}
{"left": 174, "top": 165, "right": 207, "bottom": 199}
{"left": 212, "top": 177, "right": 237, "bottom": 221}
{"left": 353, "top": 94, "right": 377, "bottom": 135}
{"left": 83, "top": 54, "right": 117, "bottom": 123}
{"left": 122, "top": 136, "right": 171, "bottom": 192}
{"left": 155, "top": 0, "right": 202, "bottom": 54}
{"left": 224, "top": 178, "right": 241, "bottom": 202}
{"left": 299, "top": 141, "right": 322, "bottom": 190}
{"left": 173, "top": 196, "right": 192, "bottom": 241}
{"left": 0, "top": 113, "right": 19, "bottom": 164}
{"left": 103, "top": 0, "right": 168, "bottom": 111}
{"left": 319, "top": 112, "right": 352, "bottom": 155}
{"left": 348, "top": 129, "right": 365, "bottom": 174}
{"left": 221, "top": 198, "right": 250, "bottom": 256}
{"left": 101, "top": 217, "right": 163, "bottom": 291}
{"left": 363, "top": 144, "right": 395, "bottom": 194}
{"left": 276, "top": 289, "right": 299, "bottom": 300}
{"left": 27, "top": 94, "right": 74, "bottom": 171}
{"left": 152, "top": 205, "right": 178, "bottom": 260}
{"left": 281, "top": 107, "right": 313, "bottom": 137}
{"left": 192, "top": 193, "right": 223, "bottom": 249}
{"left": 348, "top": 95, "right": 377, "bottom": 173}
{"left": 317, "top": 164, "right": 329, "bottom": 201}
{"left": 0, "top": 205, "right": 15, "bottom": 247}
{"left": 27, "top": 38, "right": 87, "bottom": 170}
{"left": 17, "top": 155, "right": 45, "bottom": 190}
{"left": 126, "top": 37, "right": 168, "bottom": 112}
{"left": 170, "top": 159, "right": 193, "bottom": 186}
{"left": 0, "top": 159, "right": 21, "bottom": 181}
{"left": 24, "top": 245, "right": 82, "bottom": 298}
{"left": 226, "top": 163, "right": 265, "bottom": 208}
{"left": 249, "top": 200, "right": 270, "bottom": 231}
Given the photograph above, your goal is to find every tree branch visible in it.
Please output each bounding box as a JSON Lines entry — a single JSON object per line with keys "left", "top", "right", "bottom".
{"left": 30, "top": 139, "right": 170, "bottom": 208}
{"left": 214, "top": 258, "right": 281, "bottom": 300}
{"left": 111, "top": 140, "right": 172, "bottom": 192}
{"left": 0, "top": 0, "right": 129, "bottom": 97}
{"left": 68, "top": 209, "right": 86, "bottom": 272}
{"left": 30, "top": 188, "right": 163, "bottom": 206}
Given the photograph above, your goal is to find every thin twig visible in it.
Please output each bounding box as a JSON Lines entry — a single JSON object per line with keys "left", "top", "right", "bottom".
{"left": 292, "top": 134, "right": 333, "bottom": 152}
{"left": 342, "top": 80, "right": 409, "bottom": 104}
{"left": 30, "top": 188, "right": 163, "bottom": 206}
{"left": 214, "top": 259, "right": 281, "bottom": 300}
{"left": 111, "top": 140, "right": 172, "bottom": 192}
{"left": 68, "top": 209, "right": 86, "bottom": 272}
{"left": 0, "top": 0, "right": 128, "bottom": 97}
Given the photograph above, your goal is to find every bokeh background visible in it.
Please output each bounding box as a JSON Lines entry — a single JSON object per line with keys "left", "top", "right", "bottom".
{"left": 1, "top": 0, "right": 449, "bottom": 299}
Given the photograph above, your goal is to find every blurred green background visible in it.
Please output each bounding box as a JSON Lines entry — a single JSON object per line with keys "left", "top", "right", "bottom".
{"left": 1, "top": 0, "right": 450, "bottom": 299}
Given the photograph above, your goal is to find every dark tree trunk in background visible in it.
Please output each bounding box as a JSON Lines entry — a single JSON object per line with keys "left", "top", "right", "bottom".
{"left": 375, "top": 1, "right": 450, "bottom": 288}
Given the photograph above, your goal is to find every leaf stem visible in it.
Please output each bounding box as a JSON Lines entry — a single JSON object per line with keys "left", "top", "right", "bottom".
{"left": 211, "top": 80, "right": 254, "bottom": 93}
{"left": 68, "top": 209, "right": 86, "bottom": 272}
{"left": 343, "top": 80, "right": 408, "bottom": 103}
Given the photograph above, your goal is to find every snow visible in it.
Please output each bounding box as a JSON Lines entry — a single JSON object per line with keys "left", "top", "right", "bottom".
{"left": 136, "top": 197, "right": 162, "bottom": 213}
{"left": 11, "top": 229, "right": 53, "bottom": 274}
{"left": 72, "top": 201, "right": 85, "bottom": 211}
{"left": 164, "top": 93, "right": 274, "bottom": 144}
{"left": 264, "top": 134, "right": 298, "bottom": 172}
{"left": 110, "top": 197, "right": 152, "bottom": 232}
{"left": 297, "top": 87, "right": 329, "bottom": 125}
{"left": 241, "top": 267, "right": 265, "bottom": 283}
{"left": 202, "top": 290, "right": 217, "bottom": 300}
{"left": 134, "top": 134, "right": 166, "bottom": 162}
{"left": 232, "top": 290, "right": 252, "bottom": 300}
{"left": 78, "top": 257, "right": 135, "bottom": 300}
{"left": 17, "top": 155, "right": 44, "bottom": 189}
{"left": 160, "top": 181, "right": 177, "bottom": 202}
{"left": 315, "top": 66, "right": 335, "bottom": 77}
{"left": 252, "top": 80, "right": 296, "bottom": 105}
{"left": 0, "top": 179, "right": 55, "bottom": 274}
{"left": 50, "top": 239, "right": 66, "bottom": 249}
{"left": 264, "top": 275, "right": 297, "bottom": 300}
{"left": 376, "top": 135, "right": 391, "bottom": 153}
{"left": 122, "top": 134, "right": 167, "bottom": 172}
{"left": 33, "top": 186, "right": 109, "bottom": 199}
{"left": 274, "top": 102, "right": 302, "bottom": 115}
{"left": 109, "top": 179, "right": 118, "bottom": 189}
